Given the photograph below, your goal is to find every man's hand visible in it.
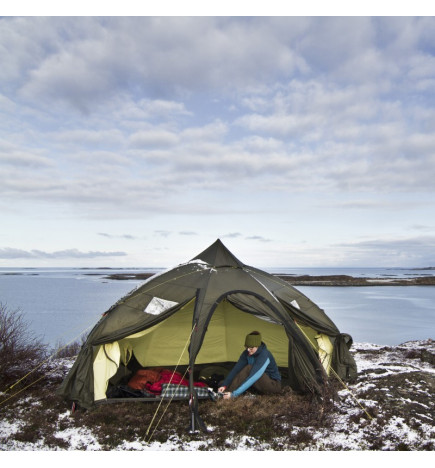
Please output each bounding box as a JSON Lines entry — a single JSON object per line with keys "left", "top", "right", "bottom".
{"left": 223, "top": 392, "right": 232, "bottom": 400}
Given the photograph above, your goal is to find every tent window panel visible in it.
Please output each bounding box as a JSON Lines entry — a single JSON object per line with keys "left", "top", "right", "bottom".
{"left": 196, "top": 300, "right": 288, "bottom": 367}
{"left": 144, "top": 296, "right": 179, "bottom": 315}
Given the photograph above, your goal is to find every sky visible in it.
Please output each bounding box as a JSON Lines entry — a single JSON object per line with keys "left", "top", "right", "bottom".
{"left": 1, "top": 11, "right": 435, "bottom": 269}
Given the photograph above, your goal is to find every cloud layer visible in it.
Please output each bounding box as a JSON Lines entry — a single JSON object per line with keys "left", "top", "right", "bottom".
{"left": 0, "top": 248, "right": 127, "bottom": 259}
{"left": 1, "top": 17, "right": 435, "bottom": 266}
{"left": 2, "top": 18, "right": 435, "bottom": 206}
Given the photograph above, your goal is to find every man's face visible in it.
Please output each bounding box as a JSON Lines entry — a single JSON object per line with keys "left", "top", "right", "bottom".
{"left": 246, "top": 346, "right": 258, "bottom": 356}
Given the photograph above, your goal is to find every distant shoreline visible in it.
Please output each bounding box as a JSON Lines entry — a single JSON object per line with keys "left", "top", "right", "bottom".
{"left": 2, "top": 271, "right": 435, "bottom": 286}
{"left": 276, "top": 274, "right": 435, "bottom": 286}
{"left": 101, "top": 272, "right": 435, "bottom": 286}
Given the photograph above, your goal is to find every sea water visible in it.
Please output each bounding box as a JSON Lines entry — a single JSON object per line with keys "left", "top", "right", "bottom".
{"left": 0, "top": 267, "right": 434, "bottom": 347}
{"left": 0, "top": 268, "right": 146, "bottom": 349}
{"left": 297, "top": 286, "right": 435, "bottom": 346}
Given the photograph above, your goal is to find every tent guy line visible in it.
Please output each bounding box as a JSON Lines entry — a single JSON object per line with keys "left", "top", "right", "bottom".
{"left": 145, "top": 325, "right": 195, "bottom": 441}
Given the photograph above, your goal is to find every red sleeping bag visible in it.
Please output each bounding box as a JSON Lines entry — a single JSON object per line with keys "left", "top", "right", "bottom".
{"left": 128, "top": 369, "right": 161, "bottom": 390}
{"left": 128, "top": 368, "right": 208, "bottom": 395}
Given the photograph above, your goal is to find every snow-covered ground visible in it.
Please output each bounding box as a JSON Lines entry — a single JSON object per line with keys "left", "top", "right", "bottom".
{"left": 1, "top": 340, "right": 434, "bottom": 452}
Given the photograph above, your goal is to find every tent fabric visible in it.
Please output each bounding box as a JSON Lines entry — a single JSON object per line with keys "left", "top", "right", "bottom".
{"left": 58, "top": 239, "right": 357, "bottom": 409}
{"left": 93, "top": 342, "right": 120, "bottom": 400}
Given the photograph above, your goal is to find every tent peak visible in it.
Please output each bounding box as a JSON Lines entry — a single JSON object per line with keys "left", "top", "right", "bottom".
{"left": 190, "top": 239, "right": 245, "bottom": 268}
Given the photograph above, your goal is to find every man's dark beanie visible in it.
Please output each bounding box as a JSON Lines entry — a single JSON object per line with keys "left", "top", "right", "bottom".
{"left": 245, "top": 331, "right": 262, "bottom": 348}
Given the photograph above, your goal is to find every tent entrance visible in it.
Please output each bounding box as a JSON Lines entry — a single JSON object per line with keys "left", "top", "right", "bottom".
{"left": 94, "top": 297, "right": 291, "bottom": 402}
{"left": 93, "top": 296, "right": 334, "bottom": 403}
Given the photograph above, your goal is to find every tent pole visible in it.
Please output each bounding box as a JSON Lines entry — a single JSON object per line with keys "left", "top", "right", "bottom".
{"left": 189, "top": 364, "right": 195, "bottom": 432}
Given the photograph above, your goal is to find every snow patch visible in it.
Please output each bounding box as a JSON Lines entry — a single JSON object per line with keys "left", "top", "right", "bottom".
{"left": 2, "top": 339, "right": 433, "bottom": 451}
{"left": 54, "top": 427, "right": 102, "bottom": 450}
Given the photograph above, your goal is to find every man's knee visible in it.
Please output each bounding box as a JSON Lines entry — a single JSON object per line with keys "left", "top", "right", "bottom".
{"left": 254, "top": 374, "right": 281, "bottom": 394}
{"left": 227, "top": 365, "right": 252, "bottom": 391}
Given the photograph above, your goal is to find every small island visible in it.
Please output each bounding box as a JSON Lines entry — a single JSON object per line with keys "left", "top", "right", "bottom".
{"left": 276, "top": 274, "right": 435, "bottom": 286}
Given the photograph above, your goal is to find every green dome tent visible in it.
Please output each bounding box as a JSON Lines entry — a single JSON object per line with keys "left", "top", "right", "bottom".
{"left": 58, "top": 239, "right": 356, "bottom": 429}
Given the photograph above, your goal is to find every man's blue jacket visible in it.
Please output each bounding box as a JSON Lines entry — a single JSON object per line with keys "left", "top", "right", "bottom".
{"left": 221, "top": 343, "right": 281, "bottom": 397}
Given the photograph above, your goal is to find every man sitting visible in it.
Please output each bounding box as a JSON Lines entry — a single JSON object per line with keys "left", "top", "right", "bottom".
{"left": 218, "top": 331, "right": 281, "bottom": 399}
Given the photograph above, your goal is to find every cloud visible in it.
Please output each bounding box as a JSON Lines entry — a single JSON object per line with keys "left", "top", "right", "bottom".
{"left": 129, "top": 129, "right": 179, "bottom": 148}
{"left": 234, "top": 76, "right": 435, "bottom": 192}
{"left": 245, "top": 236, "right": 272, "bottom": 242}
{"left": 408, "top": 225, "right": 435, "bottom": 232}
{"left": 115, "top": 97, "right": 191, "bottom": 121}
{"left": 2, "top": 17, "right": 304, "bottom": 110}
{"left": 339, "top": 236, "right": 435, "bottom": 251}
{"left": 98, "top": 233, "right": 137, "bottom": 240}
{"left": 0, "top": 247, "right": 127, "bottom": 259}
{"left": 1, "top": 16, "right": 435, "bottom": 231}
{"left": 0, "top": 140, "right": 54, "bottom": 168}
{"left": 335, "top": 236, "right": 435, "bottom": 266}
{"left": 181, "top": 121, "right": 228, "bottom": 141}
{"left": 154, "top": 230, "right": 172, "bottom": 238}
{"left": 53, "top": 129, "right": 125, "bottom": 147}
{"left": 2, "top": 17, "right": 434, "bottom": 107}
{"left": 221, "top": 233, "right": 243, "bottom": 239}
{"left": 1, "top": 82, "right": 434, "bottom": 219}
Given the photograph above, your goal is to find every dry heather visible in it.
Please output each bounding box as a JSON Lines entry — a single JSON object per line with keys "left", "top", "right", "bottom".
{"left": 0, "top": 340, "right": 434, "bottom": 450}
